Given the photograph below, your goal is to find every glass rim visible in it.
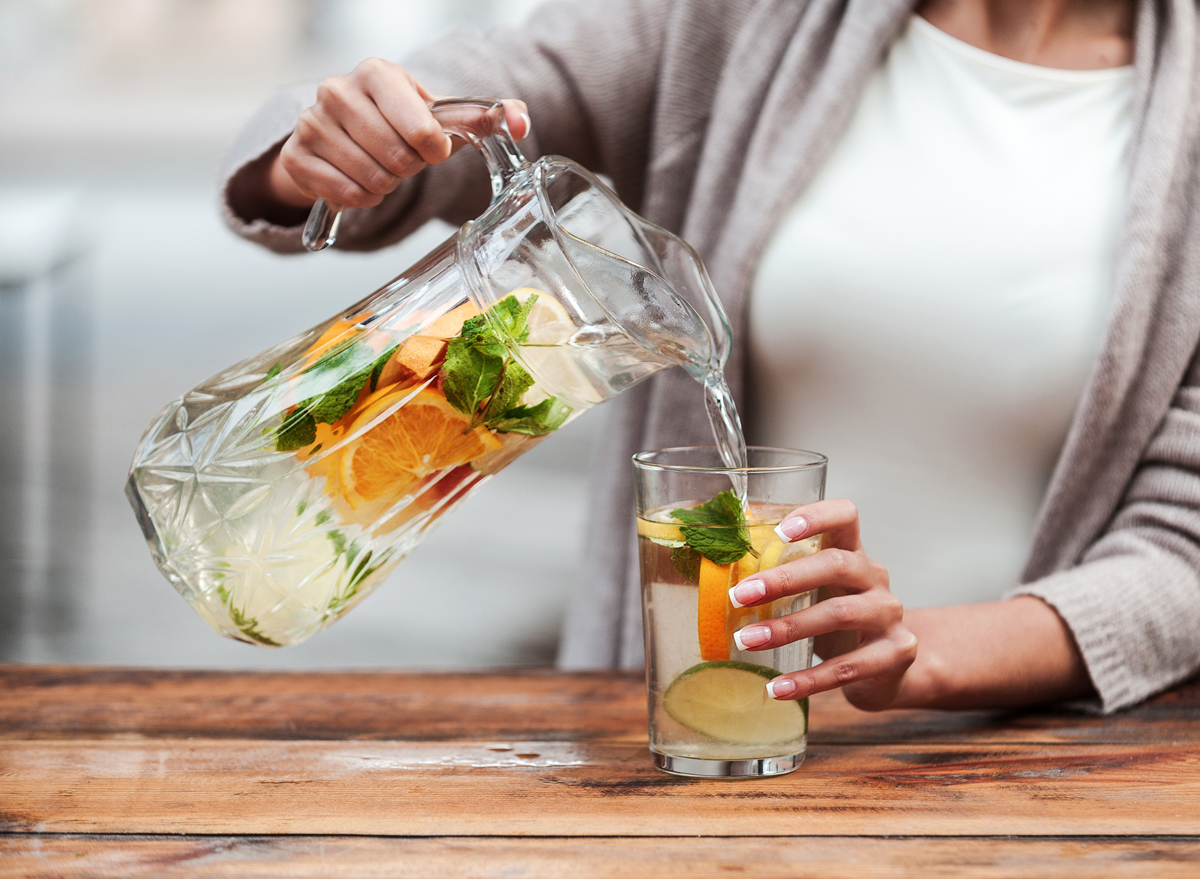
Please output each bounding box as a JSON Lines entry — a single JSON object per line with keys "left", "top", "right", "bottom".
{"left": 632, "top": 445, "right": 828, "bottom": 474}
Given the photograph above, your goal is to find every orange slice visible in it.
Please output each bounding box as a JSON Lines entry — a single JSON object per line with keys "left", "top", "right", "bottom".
{"left": 340, "top": 388, "right": 500, "bottom": 509}
{"left": 698, "top": 557, "right": 735, "bottom": 662}
{"left": 302, "top": 319, "right": 361, "bottom": 366}
{"left": 423, "top": 301, "right": 481, "bottom": 339}
{"left": 697, "top": 530, "right": 776, "bottom": 661}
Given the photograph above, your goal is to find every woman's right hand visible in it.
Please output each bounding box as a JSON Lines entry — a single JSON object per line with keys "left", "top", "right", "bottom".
{"left": 266, "top": 58, "right": 530, "bottom": 211}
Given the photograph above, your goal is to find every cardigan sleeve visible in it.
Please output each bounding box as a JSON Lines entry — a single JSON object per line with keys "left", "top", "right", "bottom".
{"left": 1010, "top": 353, "right": 1200, "bottom": 713}
{"left": 219, "top": 0, "right": 674, "bottom": 254}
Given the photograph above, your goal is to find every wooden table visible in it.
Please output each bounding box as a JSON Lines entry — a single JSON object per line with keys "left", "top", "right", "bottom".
{"left": 1, "top": 666, "right": 1198, "bottom": 877}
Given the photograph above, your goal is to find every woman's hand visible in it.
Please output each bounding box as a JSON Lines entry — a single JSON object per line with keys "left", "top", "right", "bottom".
{"left": 728, "top": 499, "right": 918, "bottom": 711}
{"left": 256, "top": 58, "right": 530, "bottom": 214}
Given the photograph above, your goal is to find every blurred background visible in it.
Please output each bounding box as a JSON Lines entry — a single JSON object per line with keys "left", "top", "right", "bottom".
{"left": 0, "top": 0, "right": 598, "bottom": 668}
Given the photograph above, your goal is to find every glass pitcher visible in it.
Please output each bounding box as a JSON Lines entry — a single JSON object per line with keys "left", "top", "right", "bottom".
{"left": 127, "top": 98, "right": 733, "bottom": 648}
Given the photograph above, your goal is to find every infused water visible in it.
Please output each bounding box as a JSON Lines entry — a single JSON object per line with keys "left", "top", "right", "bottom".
{"left": 128, "top": 283, "right": 661, "bottom": 647}
{"left": 638, "top": 502, "right": 817, "bottom": 761}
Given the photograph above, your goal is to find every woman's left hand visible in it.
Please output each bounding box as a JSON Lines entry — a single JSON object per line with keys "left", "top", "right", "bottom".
{"left": 728, "top": 498, "right": 918, "bottom": 711}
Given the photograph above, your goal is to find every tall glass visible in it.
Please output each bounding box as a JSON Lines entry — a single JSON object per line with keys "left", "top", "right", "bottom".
{"left": 633, "top": 446, "right": 827, "bottom": 778}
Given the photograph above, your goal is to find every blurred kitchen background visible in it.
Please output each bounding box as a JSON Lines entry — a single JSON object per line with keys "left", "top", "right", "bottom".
{"left": 0, "top": 0, "right": 597, "bottom": 668}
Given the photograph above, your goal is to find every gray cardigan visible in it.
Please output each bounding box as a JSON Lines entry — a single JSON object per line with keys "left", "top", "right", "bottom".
{"left": 222, "top": 0, "right": 1200, "bottom": 713}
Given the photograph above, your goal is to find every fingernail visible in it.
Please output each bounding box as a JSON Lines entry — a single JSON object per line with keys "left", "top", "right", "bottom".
{"left": 729, "top": 578, "right": 767, "bottom": 608}
{"left": 775, "top": 516, "right": 808, "bottom": 542}
{"left": 519, "top": 112, "right": 531, "bottom": 139}
{"left": 766, "top": 678, "right": 797, "bottom": 699}
{"left": 733, "top": 625, "right": 771, "bottom": 650}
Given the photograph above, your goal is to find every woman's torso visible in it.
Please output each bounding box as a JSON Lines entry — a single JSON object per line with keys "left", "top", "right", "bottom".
{"left": 747, "top": 14, "right": 1134, "bottom": 607}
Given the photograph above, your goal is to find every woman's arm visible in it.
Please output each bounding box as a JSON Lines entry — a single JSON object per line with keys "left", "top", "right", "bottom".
{"left": 894, "top": 598, "right": 1093, "bottom": 710}
{"left": 1009, "top": 354, "right": 1200, "bottom": 713}
{"left": 729, "top": 500, "right": 1095, "bottom": 712}
{"left": 221, "top": 0, "right": 677, "bottom": 254}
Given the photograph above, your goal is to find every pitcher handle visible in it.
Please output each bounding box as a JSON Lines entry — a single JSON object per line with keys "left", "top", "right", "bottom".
{"left": 302, "top": 97, "right": 528, "bottom": 252}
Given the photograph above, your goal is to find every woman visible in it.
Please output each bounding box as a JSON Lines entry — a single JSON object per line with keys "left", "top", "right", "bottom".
{"left": 222, "top": 0, "right": 1200, "bottom": 713}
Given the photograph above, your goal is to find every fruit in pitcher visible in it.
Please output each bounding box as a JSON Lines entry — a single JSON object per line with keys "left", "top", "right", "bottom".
{"left": 340, "top": 388, "right": 500, "bottom": 508}
{"left": 376, "top": 335, "right": 449, "bottom": 388}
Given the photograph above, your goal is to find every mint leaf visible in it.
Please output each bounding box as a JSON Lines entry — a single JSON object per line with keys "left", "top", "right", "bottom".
{"left": 484, "top": 293, "right": 537, "bottom": 344}
{"left": 671, "top": 490, "right": 752, "bottom": 565}
{"left": 671, "top": 544, "right": 702, "bottom": 583}
{"left": 329, "top": 548, "right": 383, "bottom": 614}
{"left": 304, "top": 381, "right": 362, "bottom": 424}
{"left": 221, "top": 593, "right": 280, "bottom": 647}
{"left": 264, "top": 362, "right": 281, "bottom": 382}
{"left": 439, "top": 293, "right": 569, "bottom": 438}
{"left": 487, "top": 396, "right": 572, "bottom": 436}
{"left": 441, "top": 297, "right": 532, "bottom": 417}
{"left": 441, "top": 334, "right": 504, "bottom": 415}
{"left": 275, "top": 409, "right": 316, "bottom": 451}
{"left": 295, "top": 339, "right": 378, "bottom": 424}
{"left": 481, "top": 360, "right": 535, "bottom": 423}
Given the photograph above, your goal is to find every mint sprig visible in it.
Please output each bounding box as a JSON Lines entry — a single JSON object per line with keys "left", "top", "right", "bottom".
{"left": 671, "top": 544, "right": 702, "bottom": 582}
{"left": 485, "top": 397, "right": 572, "bottom": 436}
{"left": 274, "top": 340, "right": 397, "bottom": 451}
{"left": 670, "top": 490, "right": 754, "bottom": 566}
{"left": 275, "top": 409, "right": 316, "bottom": 451}
{"left": 440, "top": 294, "right": 573, "bottom": 435}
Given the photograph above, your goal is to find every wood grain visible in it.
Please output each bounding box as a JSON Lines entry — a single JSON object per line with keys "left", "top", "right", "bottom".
{"left": 3, "top": 738, "right": 1198, "bottom": 837}
{"left": 3, "top": 836, "right": 1200, "bottom": 879}
{"left": 0, "top": 667, "right": 647, "bottom": 742}
{"left": 4, "top": 666, "right": 1198, "bottom": 876}
{"left": 3, "top": 666, "right": 1197, "bottom": 745}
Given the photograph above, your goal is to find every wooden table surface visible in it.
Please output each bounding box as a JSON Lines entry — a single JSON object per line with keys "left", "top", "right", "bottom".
{"left": 1, "top": 665, "right": 1197, "bottom": 877}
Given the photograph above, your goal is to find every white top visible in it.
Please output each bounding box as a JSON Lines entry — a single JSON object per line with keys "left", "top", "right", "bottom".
{"left": 746, "top": 15, "right": 1134, "bottom": 608}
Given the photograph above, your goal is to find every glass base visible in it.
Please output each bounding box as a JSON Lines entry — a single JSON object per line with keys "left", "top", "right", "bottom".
{"left": 652, "top": 750, "right": 804, "bottom": 778}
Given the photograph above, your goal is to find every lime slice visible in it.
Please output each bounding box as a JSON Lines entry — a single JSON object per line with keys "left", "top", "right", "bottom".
{"left": 663, "top": 661, "right": 807, "bottom": 745}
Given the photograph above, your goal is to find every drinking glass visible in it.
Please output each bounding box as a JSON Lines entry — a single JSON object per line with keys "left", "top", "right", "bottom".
{"left": 633, "top": 446, "right": 827, "bottom": 778}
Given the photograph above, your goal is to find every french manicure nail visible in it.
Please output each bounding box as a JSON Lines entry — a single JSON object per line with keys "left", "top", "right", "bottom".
{"left": 766, "top": 678, "right": 797, "bottom": 699}
{"left": 728, "top": 578, "right": 767, "bottom": 608}
{"left": 775, "top": 516, "right": 808, "bottom": 542}
{"left": 733, "top": 625, "right": 771, "bottom": 651}
{"left": 519, "top": 112, "right": 532, "bottom": 138}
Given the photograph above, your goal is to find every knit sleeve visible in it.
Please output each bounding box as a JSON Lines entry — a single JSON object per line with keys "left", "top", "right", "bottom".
{"left": 218, "top": 0, "right": 674, "bottom": 254}
{"left": 1009, "top": 361, "right": 1200, "bottom": 713}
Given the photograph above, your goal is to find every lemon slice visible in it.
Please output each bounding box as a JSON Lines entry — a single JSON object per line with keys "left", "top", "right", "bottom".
{"left": 508, "top": 287, "right": 599, "bottom": 407}
{"left": 510, "top": 287, "right": 575, "bottom": 344}
{"left": 663, "top": 661, "right": 807, "bottom": 746}
{"left": 637, "top": 518, "right": 686, "bottom": 547}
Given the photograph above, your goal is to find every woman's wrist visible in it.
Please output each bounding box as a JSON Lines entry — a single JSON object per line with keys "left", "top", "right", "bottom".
{"left": 891, "top": 598, "right": 1094, "bottom": 711}
{"left": 226, "top": 142, "right": 314, "bottom": 228}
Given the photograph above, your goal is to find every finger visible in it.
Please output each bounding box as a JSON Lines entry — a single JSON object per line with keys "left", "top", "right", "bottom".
{"left": 317, "top": 75, "right": 428, "bottom": 180}
{"left": 733, "top": 590, "right": 904, "bottom": 652}
{"left": 763, "top": 635, "right": 918, "bottom": 701}
{"left": 282, "top": 117, "right": 389, "bottom": 209}
{"left": 279, "top": 149, "right": 383, "bottom": 210}
{"left": 729, "top": 545, "right": 887, "bottom": 607}
{"left": 774, "top": 498, "right": 862, "bottom": 551}
{"left": 298, "top": 101, "right": 406, "bottom": 194}
{"left": 502, "top": 99, "right": 531, "bottom": 140}
{"left": 358, "top": 61, "right": 454, "bottom": 165}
